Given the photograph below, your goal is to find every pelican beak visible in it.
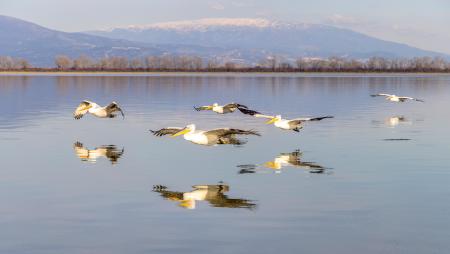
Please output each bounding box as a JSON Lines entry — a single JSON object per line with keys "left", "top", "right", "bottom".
{"left": 84, "top": 104, "right": 93, "bottom": 110}
{"left": 266, "top": 118, "right": 278, "bottom": 124}
{"left": 172, "top": 128, "right": 190, "bottom": 137}
{"left": 178, "top": 200, "right": 195, "bottom": 209}
{"left": 264, "top": 161, "right": 278, "bottom": 169}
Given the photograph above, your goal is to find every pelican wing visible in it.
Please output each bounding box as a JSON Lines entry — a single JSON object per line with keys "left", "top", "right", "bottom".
{"left": 204, "top": 128, "right": 261, "bottom": 137}
{"left": 194, "top": 105, "right": 213, "bottom": 111}
{"left": 223, "top": 103, "right": 247, "bottom": 110}
{"left": 371, "top": 93, "right": 393, "bottom": 97}
{"left": 150, "top": 127, "right": 183, "bottom": 137}
{"left": 398, "top": 96, "right": 424, "bottom": 102}
{"left": 289, "top": 116, "right": 334, "bottom": 124}
{"left": 106, "top": 102, "right": 125, "bottom": 119}
{"left": 237, "top": 107, "right": 261, "bottom": 116}
{"left": 73, "top": 101, "right": 92, "bottom": 119}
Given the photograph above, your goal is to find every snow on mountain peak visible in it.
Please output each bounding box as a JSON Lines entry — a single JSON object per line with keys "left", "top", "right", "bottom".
{"left": 113, "top": 18, "right": 298, "bottom": 31}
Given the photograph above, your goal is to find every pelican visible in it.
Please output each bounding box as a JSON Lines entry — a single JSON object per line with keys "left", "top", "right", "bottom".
{"left": 73, "top": 100, "right": 125, "bottom": 119}
{"left": 238, "top": 150, "right": 328, "bottom": 174}
{"left": 194, "top": 103, "right": 260, "bottom": 115}
{"left": 256, "top": 114, "right": 333, "bottom": 132}
{"left": 371, "top": 93, "right": 424, "bottom": 103}
{"left": 150, "top": 124, "right": 260, "bottom": 146}
{"left": 152, "top": 184, "right": 256, "bottom": 210}
{"left": 73, "top": 142, "right": 124, "bottom": 164}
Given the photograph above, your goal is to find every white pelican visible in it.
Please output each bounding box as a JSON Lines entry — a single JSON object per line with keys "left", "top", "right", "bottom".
{"left": 256, "top": 114, "right": 333, "bottom": 132}
{"left": 238, "top": 150, "right": 328, "bottom": 174}
{"left": 73, "top": 100, "right": 125, "bottom": 119}
{"left": 152, "top": 184, "right": 256, "bottom": 210}
{"left": 150, "top": 124, "right": 260, "bottom": 146}
{"left": 194, "top": 103, "right": 260, "bottom": 115}
{"left": 371, "top": 93, "right": 424, "bottom": 102}
{"left": 73, "top": 142, "right": 124, "bottom": 164}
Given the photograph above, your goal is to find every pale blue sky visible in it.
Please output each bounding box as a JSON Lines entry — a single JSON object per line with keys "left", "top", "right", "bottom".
{"left": 1, "top": 0, "right": 449, "bottom": 54}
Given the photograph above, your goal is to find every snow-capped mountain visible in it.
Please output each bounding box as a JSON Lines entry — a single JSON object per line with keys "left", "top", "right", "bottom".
{"left": 0, "top": 15, "right": 224, "bottom": 66}
{"left": 0, "top": 15, "right": 448, "bottom": 67}
{"left": 88, "top": 18, "right": 447, "bottom": 60}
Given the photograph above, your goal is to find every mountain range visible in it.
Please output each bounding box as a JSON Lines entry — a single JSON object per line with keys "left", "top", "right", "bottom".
{"left": 0, "top": 15, "right": 447, "bottom": 67}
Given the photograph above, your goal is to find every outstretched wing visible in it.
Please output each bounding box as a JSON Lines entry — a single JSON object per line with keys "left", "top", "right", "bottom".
{"left": 204, "top": 128, "right": 260, "bottom": 137}
{"left": 398, "top": 97, "right": 424, "bottom": 102}
{"left": 150, "top": 127, "right": 183, "bottom": 137}
{"left": 73, "top": 101, "right": 92, "bottom": 119}
{"left": 194, "top": 105, "right": 213, "bottom": 111}
{"left": 237, "top": 107, "right": 261, "bottom": 116}
{"left": 289, "top": 116, "right": 334, "bottom": 124}
{"left": 371, "top": 93, "right": 392, "bottom": 97}
{"left": 106, "top": 102, "right": 125, "bottom": 119}
{"left": 223, "top": 103, "right": 247, "bottom": 110}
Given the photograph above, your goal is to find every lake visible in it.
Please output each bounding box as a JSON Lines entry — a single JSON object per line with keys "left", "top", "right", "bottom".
{"left": 1, "top": 73, "right": 449, "bottom": 254}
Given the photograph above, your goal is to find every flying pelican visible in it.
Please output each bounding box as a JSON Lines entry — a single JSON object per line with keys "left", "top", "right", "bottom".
{"left": 150, "top": 124, "right": 260, "bottom": 146}
{"left": 238, "top": 150, "right": 329, "bottom": 174}
{"left": 256, "top": 114, "right": 333, "bottom": 132}
{"left": 371, "top": 93, "right": 424, "bottom": 102}
{"left": 73, "top": 100, "right": 125, "bottom": 119}
{"left": 73, "top": 142, "right": 124, "bottom": 164}
{"left": 152, "top": 184, "right": 256, "bottom": 210}
{"left": 194, "top": 103, "right": 260, "bottom": 115}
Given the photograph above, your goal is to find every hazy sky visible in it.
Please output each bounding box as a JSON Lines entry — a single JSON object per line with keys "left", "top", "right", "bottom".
{"left": 1, "top": 0, "right": 449, "bottom": 54}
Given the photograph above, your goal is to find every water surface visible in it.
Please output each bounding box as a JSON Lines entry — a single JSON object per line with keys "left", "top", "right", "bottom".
{"left": 1, "top": 74, "right": 449, "bottom": 254}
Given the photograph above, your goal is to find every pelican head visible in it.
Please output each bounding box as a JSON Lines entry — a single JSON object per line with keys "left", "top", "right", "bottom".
{"left": 172, "top": 124, "right": 196, "bottom": 137}
{"left": 212, "top": 103, "right": 219, "bottom": 107}
{"left": 266, "top": 115, "right": 282, "bottom": 124}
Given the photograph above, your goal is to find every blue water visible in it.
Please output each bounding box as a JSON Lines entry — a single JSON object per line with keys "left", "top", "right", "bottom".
{"left": 0, "top": 74, "right": 449, "bottom": 254}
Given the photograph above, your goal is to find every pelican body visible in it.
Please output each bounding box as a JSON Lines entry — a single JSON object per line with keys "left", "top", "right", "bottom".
{"left": 150, "top": 124, "right": 260, "bottom": 146}
{"left": 74, "top": 100, "right": 125, "bottom": 119}
{"left": 371, "top": 93, "right": 424, "bottom": 103}
{"left": 259, "top": 114, "right": 333, "bottom": 132}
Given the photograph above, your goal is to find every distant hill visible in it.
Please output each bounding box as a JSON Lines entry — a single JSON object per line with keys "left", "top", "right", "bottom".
{"left": 0, "top": 15, "right": 223, "bottom": 66}
{"left": 88, "top": 18, "right": 449, "bottom": 61}
{"left": 0, "top": 15, "right": 448, "bottom": 67}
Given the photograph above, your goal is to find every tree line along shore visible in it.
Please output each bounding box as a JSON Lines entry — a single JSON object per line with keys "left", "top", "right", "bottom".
{"left": 1, "top": 55, "right": 450, "bottom": 73}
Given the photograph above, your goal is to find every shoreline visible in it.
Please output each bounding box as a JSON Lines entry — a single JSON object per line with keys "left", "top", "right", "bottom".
{"left": 1, "top": 71, "right": 450, "bottom": 77}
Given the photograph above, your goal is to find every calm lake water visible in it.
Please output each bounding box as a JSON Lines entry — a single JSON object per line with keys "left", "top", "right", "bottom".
{"left": 1, "top": 73, "right": 449, "bottom": 254}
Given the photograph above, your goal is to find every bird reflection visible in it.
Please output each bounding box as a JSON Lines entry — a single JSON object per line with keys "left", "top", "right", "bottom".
{"left": 372, "top": 116, "right": 411, "bottom": 127}
{"left": 385, "top": 116, "right": 411, "bottom": 127}
{"left": 238, "top": 150, "right": 330, "bottom": 174}
{"left": 152, "top": 184, "right": 256, "bottom": 210}
{"left": 73, "top": 142, "right": 124, "bottom": 164}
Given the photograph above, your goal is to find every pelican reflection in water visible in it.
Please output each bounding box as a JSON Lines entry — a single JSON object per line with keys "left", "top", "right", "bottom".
{"left": 372, "top": 116, "right": 412, "bottom": 127}
{"left": 73, "top": 142, "right": 124, "bottom": 164}
{"left": 152, "top": 184, "right": 256, "bottom": 210}
{"left": 238, "top": 150, "right": 330, "bottom": 174}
